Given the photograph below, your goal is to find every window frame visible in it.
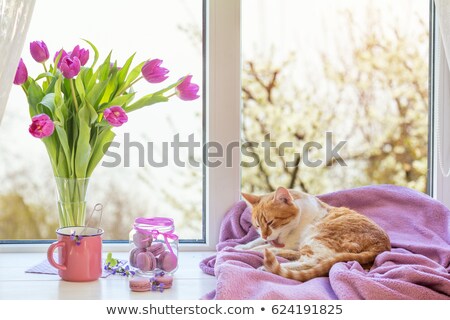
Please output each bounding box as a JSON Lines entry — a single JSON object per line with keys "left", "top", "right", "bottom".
{"left": 431, "top": 1, "right": 450, "bottom": 207}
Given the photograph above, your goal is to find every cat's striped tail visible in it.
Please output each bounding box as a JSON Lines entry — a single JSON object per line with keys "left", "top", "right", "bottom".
{"left": 263, "top": 249, "right": 378, "bottom": 282}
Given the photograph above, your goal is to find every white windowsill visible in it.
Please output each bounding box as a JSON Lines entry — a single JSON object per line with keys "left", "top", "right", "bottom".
{"left": 0, "top": 243, "right": 216, "bottom": 253}
{"left": 0, "top": 251, "right": 216, "bottom": 300}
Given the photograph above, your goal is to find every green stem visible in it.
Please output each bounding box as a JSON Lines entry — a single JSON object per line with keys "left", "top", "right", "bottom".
{"left": 70, "top": 79, "right": 79, "bottom": 112}
{"left": 166, "top": 92, "right": 176, "bottom": 99}
{"left": 42, "top": 63, "right": 52, "bottom": 85}
{"left": 116, "top": 76, "right": 143, "bottom": 96}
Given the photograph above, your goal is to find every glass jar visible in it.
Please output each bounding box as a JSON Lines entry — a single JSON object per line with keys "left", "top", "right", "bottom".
{"left": 129, "top": 217, "right": 179, "bottom": 276}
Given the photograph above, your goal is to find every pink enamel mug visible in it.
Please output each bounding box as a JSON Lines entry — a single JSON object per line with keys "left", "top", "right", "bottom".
{"left": 47, "top": 226, "right": 104, "bottom": 282}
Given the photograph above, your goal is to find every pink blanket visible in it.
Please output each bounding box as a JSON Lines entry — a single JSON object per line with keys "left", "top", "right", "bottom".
{"left": 200, "top": 185, "right": 450, "bottom": 299}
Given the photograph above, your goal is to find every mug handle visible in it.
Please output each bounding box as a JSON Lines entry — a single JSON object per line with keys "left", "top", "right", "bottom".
{"left": 47, "top": 241, "right": 67, "bottom": 271}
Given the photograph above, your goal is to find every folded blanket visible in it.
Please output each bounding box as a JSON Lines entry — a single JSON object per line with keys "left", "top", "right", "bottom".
{"left": 200, "top": 185, "right": 450, "bottom": 299}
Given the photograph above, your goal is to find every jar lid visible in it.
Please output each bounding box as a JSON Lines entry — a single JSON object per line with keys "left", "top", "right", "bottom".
{"left": 133, "top": 217, "right": 178, "bottom": 240}
{"left": 134, "top": 217, "right": 174, "bottom": 228}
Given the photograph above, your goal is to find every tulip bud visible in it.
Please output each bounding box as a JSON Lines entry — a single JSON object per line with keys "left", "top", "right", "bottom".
{"left": 13, "top": 58, "right": 28, "bottom": 85}
{"left": 103, "top": 106, "right": 128, "bottom": 127}
{"left": 29, "top": 114, "right": 55, "bottom": 138}
{"left": 142, "top": 59, "right": 169, "bottom": 83}
{"left": 70, "top": 45, "right": 89, "bottom": 66}
{"left": 175, "top": 75, "right": 200, "bottom": 101}
{"left": 59, "top": 56, "right": 81, "bottom": 79}
{"left": 30, "top": 41, "right": 50, "bottom": 63}
{"left": 53, "top": 49, "right": 68, "bottom": 67}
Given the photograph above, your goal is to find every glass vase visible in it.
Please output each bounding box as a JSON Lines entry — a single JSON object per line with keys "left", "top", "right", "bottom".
{"left": 54, "top": 177, "right": 90, "bottom": 227}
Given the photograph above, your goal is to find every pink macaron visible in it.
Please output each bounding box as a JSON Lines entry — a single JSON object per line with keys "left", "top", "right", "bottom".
{"left": 129, "top": 247, "right": 146, "bottom": 268}
{"left": 157, "top": 251, "right": 178, "bottom": 272}
{"left": 133, "top": 232, "right": 152, "bottom": 249}
{"left": 136, "top": 251, "right": 157, "bottom": 272}
{"left": 155, "top": 274, "right": 174, "bottom": 289}
{"left": 129, "top": 277, "right": 151, "bottom": 292}
{"left": 147, "top": 242, "right": 165, "bottom": 257}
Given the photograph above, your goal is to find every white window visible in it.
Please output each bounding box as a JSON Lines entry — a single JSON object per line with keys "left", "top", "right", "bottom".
{"left": 1, "top": 0, "right": 445, "bottom": 251}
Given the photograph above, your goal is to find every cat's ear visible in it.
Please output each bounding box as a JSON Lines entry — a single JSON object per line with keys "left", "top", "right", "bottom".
{"left": 274, "top": 187, "right": 293, "bottom": 205}
{"left": 242, "top": 193, "right": 261, "bottom": 206}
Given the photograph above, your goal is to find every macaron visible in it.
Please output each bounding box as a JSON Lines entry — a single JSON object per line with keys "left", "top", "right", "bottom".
{"left": 158, "top": 251, "right": 178, "bottom": 272}
{"left": 155, "top": 274, "right": 174, "bottom": 289}
{"left": 133, "top": 232, "right": 152, "bottom": 249}
{"left": 147, "top": 242, "right": 165, "bottom": 257}
{"left": 129, "top": 248, "right": 146, "bottom": 268}
{"left": 129, "top": 277, "right": 151, "bottom": 292}
{"left": 136, "top": 251, "right": 157, "bottom": 272}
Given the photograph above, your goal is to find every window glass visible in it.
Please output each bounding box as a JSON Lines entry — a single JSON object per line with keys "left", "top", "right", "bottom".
{"left": 0, "top": 0, "right": 203, "bottom": 241}
{"left": 242, "top": 0, "right": 429, "bottom": 194}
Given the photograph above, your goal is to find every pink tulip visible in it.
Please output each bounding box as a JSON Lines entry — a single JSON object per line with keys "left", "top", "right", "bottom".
{"left": 103, "top": 106, "right": 128, "bottom": 127}
{"left": 69, "top": 45, "right": 89, "bottom": 66}
{"left": 141, "top": 59, "right": 169, "bottom": 83}
{"left": 53, "top": 49, "right": 68, "bottom": 67}
{"left": 59, "top": 56, "right": 81, "bottom": 79}
{"left": 29, "top": 114, "right": 55, "bottom": 138}
{"left": 13, "top": 58, "right": 28, "bottom": 85}
{"left": 175, "top": 75, "right": 200, "bottom": 101}
{"left": 30, "top": 41, "right": 49, "bottom": 63}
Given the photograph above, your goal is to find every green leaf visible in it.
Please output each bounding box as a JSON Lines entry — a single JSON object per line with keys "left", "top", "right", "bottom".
{"left": 86, "top": 129, "right": 115, "bottom": 177}
{"left": 82, "top": 39, "right": 100, "bottom": 68}
{"left": 39, "top": 93, "right": 56, "bottom": 116}
{"left": 74, "top": 105, "right": 92, "bottom": 178}
{"left": 45, "top": 76, "right": 58, "bottom": 94}
{"left": 117, "top": 53, "right": 135, "bottom": 84}
{"left": 75, "top": 75, "right": 85, "bottom": 98}
{"left": 99, "top": 74, "right": 118, "bottom": 105}
{"left": 27, "top": 80, "right": 44, "bottom": 117}
{"left": 87, "top": 68, "right": 100, "bottom": 91}
{"left": 42, "top": 134, "right": 58, "bottom": 176}
{"left": 86, "top": 80, "right": 109, "bottom": 107}
{"left": 84, "top": 99, "right": 99, "bottom": 125}
{"left": 117, "top": 61, "right": 145, "bottom": 93}
{"left": 62, "top": 78, "right": 71, "bottom": 97}
{"left": 98, "top": 51, "right": 112, "bottom": 81}
{"left": 35, "top": 72, "right": 54, "bottom": 82}
{"left": 54, "top": 77, "right": 63, "bottom": 106}
{"left": 55, "top": 125, "right": 72, "bottom": 176}
{"left": 81, "top": 68, "right": 94, "bottom": 90}
{"left": 54, "top": 78, "right": 68, "bottom": 124}
{"left": 56, "top": 147, "right": 69, "bottom": 178}
{"left": 126, "top": 93, "right": 168, "bottom": 112}
{"left": 99, "top": 92, "right": 136, "bottom": 111}
{"left": 54, "top": 105, "right": 65, "bottom": 123}
{"left": 70, "top": 117, "right": 79, "bottom": 172}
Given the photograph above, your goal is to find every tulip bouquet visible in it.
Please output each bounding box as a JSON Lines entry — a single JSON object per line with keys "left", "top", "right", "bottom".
{"left": 14, "top": 40, "right": 199, "bottom": 227}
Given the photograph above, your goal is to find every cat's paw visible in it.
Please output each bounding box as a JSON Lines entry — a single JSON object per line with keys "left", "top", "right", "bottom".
{"left": 234, "top": 244, "right": 249, "bottom": 250}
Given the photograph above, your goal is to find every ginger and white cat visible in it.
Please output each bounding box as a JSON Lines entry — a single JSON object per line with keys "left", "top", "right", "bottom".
{"left": 238, "top": 187, "right": 390, "bottom": 281}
